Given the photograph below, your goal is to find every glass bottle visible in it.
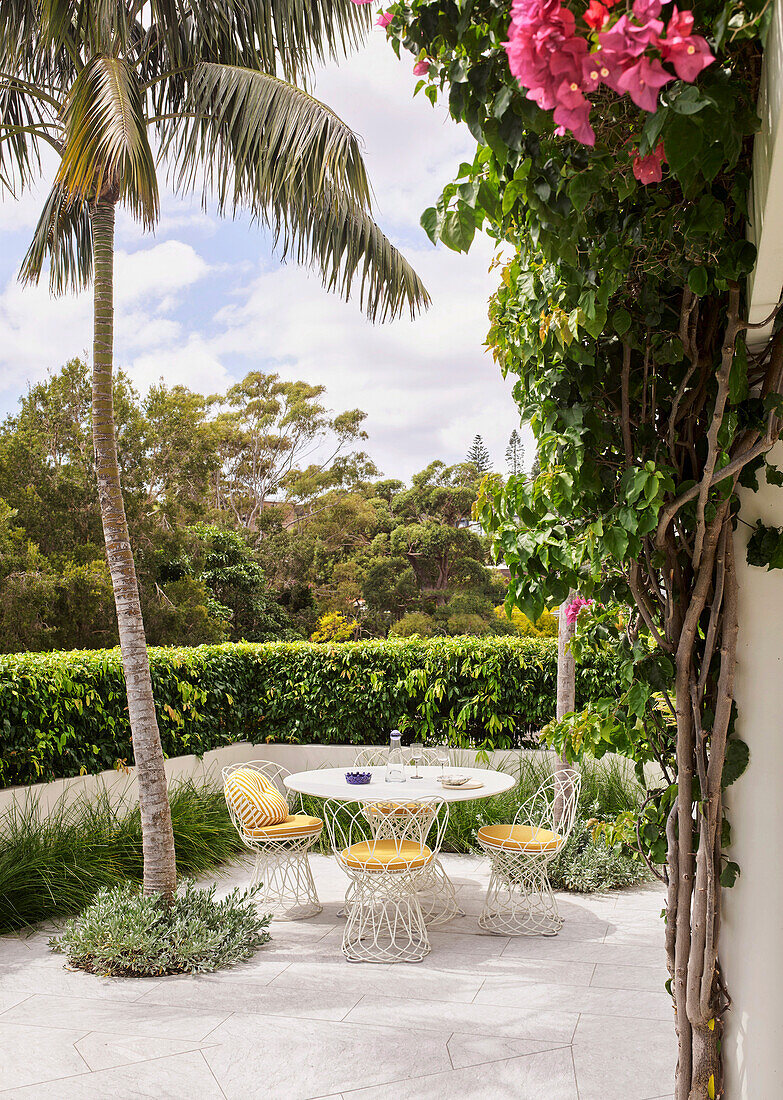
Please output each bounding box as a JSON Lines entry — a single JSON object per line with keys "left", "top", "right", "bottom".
{"left": 385, "top": 729, "right": 406, "bottom": 783}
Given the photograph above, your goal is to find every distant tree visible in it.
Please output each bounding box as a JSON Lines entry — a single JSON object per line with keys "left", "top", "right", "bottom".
{"left": 466, "top": 434, "right": 491, "bottom": 474}
{"left": 505, "top": 430, "right": 524, "bottom": 477}
{"left": 530, "top": 451, "right": 542, "bottom": 480}
{"left": 209, "top": 372, "right": 375, "bottom": 529}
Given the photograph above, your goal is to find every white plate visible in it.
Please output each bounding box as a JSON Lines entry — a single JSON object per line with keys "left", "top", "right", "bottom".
{"left": 438, "top": 777, "right": 484, "bottom": 790}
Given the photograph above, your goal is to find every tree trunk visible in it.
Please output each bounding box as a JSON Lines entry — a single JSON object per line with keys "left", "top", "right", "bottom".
{"left": 554, "top": 589, "right": 578, "bottom": 824}
{"left": 557, "top": 590, "right": 576, "bottom": 720}
{"left": 91, "top": 198, "right": 177, "bottom": 898}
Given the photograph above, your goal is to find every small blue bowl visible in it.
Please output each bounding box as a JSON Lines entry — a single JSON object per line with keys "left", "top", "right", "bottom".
{"left": 345, "top": 770, "right": 372, "bottom": 785}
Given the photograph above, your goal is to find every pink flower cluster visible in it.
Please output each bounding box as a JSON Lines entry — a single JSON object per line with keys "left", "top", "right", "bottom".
{"left": 565, "top": 596, "right": 593, "bottom": 625}
{"left": 632, "top": 140, "right": 665, "bottom": 183}
{"left": 504, "top": 0, "right": 714, "bottom": 162}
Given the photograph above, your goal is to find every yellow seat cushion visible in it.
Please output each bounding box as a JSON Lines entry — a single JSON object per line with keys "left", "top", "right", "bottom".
{"left": 341, "top": 839, "right": 433, "bottom": 871}
{"left": 224, "top": 767, "right": 288, "bottom": 829}
{"left": 245, "top": 814, "right": 323, "bottom": 839}
{"left": 367, "top": 802, "right": 431, "bottom": 816}
{"left": 478, "top": 824, "right": 562, "bottom": 852}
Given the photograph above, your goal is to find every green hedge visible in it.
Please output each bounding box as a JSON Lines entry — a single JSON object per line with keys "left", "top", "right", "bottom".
{"left": 0, "top": 637, "right": 618, "bottom": 788}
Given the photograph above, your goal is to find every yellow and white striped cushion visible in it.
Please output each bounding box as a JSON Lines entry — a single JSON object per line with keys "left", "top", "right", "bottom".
{"left": 224, "top": 768, "right": 289, "bottom": 829}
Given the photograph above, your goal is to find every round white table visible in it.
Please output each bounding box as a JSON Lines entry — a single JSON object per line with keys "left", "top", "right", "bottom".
{"left": 283, "top": 765, "right": 516, "bottom": 928}
{"left": 283, "top": 765, "right": 516, "bottom": 804}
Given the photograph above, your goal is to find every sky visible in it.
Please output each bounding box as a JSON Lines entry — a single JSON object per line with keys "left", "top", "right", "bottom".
{"left": 0, "top": 32, "right": 533, "bottom": 482}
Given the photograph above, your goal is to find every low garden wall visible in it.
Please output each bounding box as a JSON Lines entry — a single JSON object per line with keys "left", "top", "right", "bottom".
{"left": 0, "top": 742, "right": 563, "bottom": 820}
{"left": 0, "top": 636, "right": 620, "bottom": 790}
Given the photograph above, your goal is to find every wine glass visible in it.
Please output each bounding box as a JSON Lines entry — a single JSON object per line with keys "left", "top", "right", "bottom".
{"left": 433, "top": 748, "right": 450, "bottom": 780}
{"left": 409, "top": 742, "right": 424, "bottom": 779}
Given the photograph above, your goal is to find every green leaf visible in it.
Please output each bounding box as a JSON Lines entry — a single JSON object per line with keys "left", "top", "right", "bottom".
{"left": 612, "top": 309, "right": 631, "bottom": 336}
{"left": 722, "top": 738, "right": 749, "bottom": 788}
{"left": 664, "top": 116, "right": 703, "bottom": 178}
{"left": 687, "top": 267, "right": 709, "bottom": 296}
{"left": 440, "top": 202, "right": 476, "bottom": 252}
{"left": 420, "top": 207, "right": 439, "bottom": 245}
{"left": 568, "top": 171, "right": 596, "bottom": 213}
{"left": 603, "top": 525, "right": 629, "bottom": 560}
{"left": 720, "top": 861, "right": 741, "bottom": 888}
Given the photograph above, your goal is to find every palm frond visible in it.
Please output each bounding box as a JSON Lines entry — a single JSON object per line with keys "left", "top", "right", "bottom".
{"left": 170, "top": 0, "right": 370, "bottom": 83}
{"left": 166, "top": 62, "right": 372, "bottom": 217}
{"left": 0, "top": 84, "right": 46, "bottom": 193}
{"left": 19, "top": 181, "right": 92, "bottom": 294}
{"left": 57, "top": 53, "right": 158, "bottom": 226}
{"left": 286, "top": 187, "right": 430, "bottom": 322}
{"left": 166, "top": 62, "right": 428, "bottom": 321}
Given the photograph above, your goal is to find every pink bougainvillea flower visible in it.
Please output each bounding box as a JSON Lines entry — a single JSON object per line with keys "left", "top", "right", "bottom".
{"left": 660, "top": 31, "right": 714, "bottom": 82}
{"left": 616, "top": 54, "right": 672, "bottom": 111}
{"left": 350, "top": 0, "right": 372, "bottom": 5}
{"left": 581, "top": 53, "right": 611, "bottom": 91}
{"left": 584, "top": 0, "right": 609, "bottom": 30}
{"left": 553, "top": 79, "right": 596, "bottom": 144}
{"left": 565, "top": 596, "right": 593, "bottom": 625}
{"left": 632, "top": 0, "right": 663, "bottom": 18}
{"left": 631, "top": 140, "right": 666, "bottom": 184}
{"left": 376, "top": 10, "right": 393, "bottom": 26}
{"left": 505, "top": 0, "right": 585, "bottom": 108}
{"left": 413, "top": 59, "right": 431, "bottom": 75}
{"left": 666, "top": 4, "right": 693, "bottom": 36}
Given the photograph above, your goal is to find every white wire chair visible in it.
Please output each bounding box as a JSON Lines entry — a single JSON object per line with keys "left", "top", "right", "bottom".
{"left": 222, "top": 760, "right": 322, "bottom": 921}
{"left": 352, "top": 747, "right": 460, "bottom": 925}
{"left": 325, "top": 797, "right": 449, "bottom": 963}
{"left": 477, "top": 770, "right": 581, "bottom": 936}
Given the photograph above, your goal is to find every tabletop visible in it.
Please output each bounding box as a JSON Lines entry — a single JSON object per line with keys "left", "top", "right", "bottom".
{"left": 283, "top": 765, "right": 516, "bottom": 803}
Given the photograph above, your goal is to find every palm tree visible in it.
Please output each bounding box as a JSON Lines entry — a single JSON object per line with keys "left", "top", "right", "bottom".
{"left": 0, "top": 0, "right": 429, "bottom": 897}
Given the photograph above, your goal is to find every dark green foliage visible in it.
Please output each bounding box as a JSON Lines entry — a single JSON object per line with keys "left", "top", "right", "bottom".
{"left": 51, "top": 880, "right": 269, "bottom": 976}
{"left": 0, "top": 781, "right": 244, "bottom": 932}
{"left": 0, "top": 637, "right": 620, "bottom": 787}
{"left": 746, "top": 521, "right": 783, "bottom": 571}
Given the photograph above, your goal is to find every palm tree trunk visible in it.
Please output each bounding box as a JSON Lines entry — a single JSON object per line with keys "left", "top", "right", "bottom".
{"left": 91, "top": 198, "right": 177, "bottom": 898}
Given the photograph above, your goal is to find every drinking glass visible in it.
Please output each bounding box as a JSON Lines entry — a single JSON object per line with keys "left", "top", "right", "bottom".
{"left": 433, "top": 749, "right": 450, "bottom": 778}
{"left": 409, "top": 742, "right": 424, "bottom": 779}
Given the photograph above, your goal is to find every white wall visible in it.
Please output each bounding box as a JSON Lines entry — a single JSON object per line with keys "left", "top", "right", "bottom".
{"left": 0, "top": 743, "right": 560, "bottom": 820}
{"left": 724, "top": 442, "right": 783, "bottom": 1098}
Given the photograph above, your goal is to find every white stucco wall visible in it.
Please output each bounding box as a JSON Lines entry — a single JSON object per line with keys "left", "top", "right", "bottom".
{"left": 723, "top": 442, "right": 783, "bottom": 1098}
{"left": 747, "top": 0, "right": 783, "bottom": 346}
{"left": 0, "top": 743, "right": 564, "bottom": 820}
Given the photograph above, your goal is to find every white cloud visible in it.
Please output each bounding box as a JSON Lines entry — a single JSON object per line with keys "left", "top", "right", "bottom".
{"left": 130, "top": 335, "right": 230, "bottom": 395}
{"left": 312, "top": 33, "right": 474, "bottom": 237}
{"left": 0, "top": 240, "right": 212, "bottom": 406}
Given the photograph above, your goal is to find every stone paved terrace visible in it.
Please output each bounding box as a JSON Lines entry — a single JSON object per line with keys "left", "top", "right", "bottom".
{"left": 0, "top": 854, "right": 675, "bottom": 1099}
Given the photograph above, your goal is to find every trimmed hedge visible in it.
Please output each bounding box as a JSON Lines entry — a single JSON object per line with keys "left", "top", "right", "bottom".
{"left": 0, "top": 637, "right": 618, "bottom": 788}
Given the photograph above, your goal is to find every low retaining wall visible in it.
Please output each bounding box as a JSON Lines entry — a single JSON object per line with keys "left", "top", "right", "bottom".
{"left": 0, "top": 744, "right": 560, "bottom": 820}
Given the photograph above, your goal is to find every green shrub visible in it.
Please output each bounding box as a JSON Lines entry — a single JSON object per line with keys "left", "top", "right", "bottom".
{"left": 550, "top": 819, "right": 649, "bottom": 893}
{"left": 0, "top": 637, "right": 619, "bottom": 788}
{"left": 388, "top": 612, "right": 435, "bottom": 638}
{"left": 51, "top": 879, "right": 270, "bottom": 976}
{"left": 0, "top": 780, "right": 245, "bottom": 932}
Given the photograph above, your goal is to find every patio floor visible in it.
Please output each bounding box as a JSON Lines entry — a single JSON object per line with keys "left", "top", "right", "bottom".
{"left": 0, "top": 854, "right": 674, "bottom": 1099}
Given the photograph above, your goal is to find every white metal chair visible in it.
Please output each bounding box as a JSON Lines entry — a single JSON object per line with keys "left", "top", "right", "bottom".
{"left": 223, "top": 760, "right": 322, "bottom": 921}
{"left": 352, "top": 747, "right": 460, "bottom": 925}
{"left": 325, "top": 797, "right": 449, "bottom": 963}
{"left": 478, "top": 770, "right": 581, "bottom": 936}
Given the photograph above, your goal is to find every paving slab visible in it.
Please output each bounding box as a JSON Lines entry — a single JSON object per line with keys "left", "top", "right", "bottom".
{"left": 0, "top": 855, "right": 676, "bottom": 1098}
